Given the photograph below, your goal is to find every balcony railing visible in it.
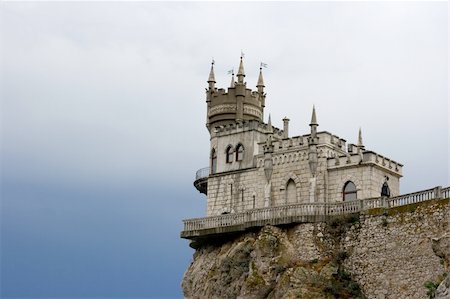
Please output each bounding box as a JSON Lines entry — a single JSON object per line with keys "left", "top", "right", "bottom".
{"left": 181, "top": 186, "right": 449, "bottom": 239}
{"left": 195, "top": 167, "right": 210, "bottom": 181}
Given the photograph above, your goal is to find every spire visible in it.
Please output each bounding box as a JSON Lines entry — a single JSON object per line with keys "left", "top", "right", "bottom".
{"left": 358, "top": 127, "right": 363, "bottom": 147}
{"left": 230, "top": 71, "right": 235, "bottom": 88}
{"left": 310, "top": 105, "right": 318, "bottom": 126}
{"left": 267, "top": 114, "right": 273, "bottom": 133}
{"left": 237, "top": 56, "right": 245, "bottom": 83}
{"left": 257, "top": 67, "right": 264, "bottom": 87}
{"left": 207, "top": 59, "right": 215, "bottom": 88}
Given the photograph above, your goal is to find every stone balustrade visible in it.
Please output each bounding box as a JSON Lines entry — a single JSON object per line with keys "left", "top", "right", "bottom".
{"left": 181, "top": 186, "right": 449, "bottom": 239}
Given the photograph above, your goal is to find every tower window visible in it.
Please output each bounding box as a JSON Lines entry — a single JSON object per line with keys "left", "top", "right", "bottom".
{"left": 226, "top": 146, "right": 233, "bottom": 163}
{"left": 236, "top": 144, "right": 244, "bottom": 161}
{"left": 381, "top": 182, "right": 391, "bottom": 197}
{"left": 211, "top": 148, "right": 217, "bottom": 174}
{"left": 343, "top": 181, "right": 357, "bottom": 201}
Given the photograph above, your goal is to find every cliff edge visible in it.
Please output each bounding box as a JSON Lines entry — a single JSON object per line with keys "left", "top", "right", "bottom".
{"left": 182, "top": 199, "right": 449, "bottom": 299}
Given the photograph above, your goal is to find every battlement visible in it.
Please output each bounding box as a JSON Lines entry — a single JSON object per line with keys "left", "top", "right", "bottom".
{"left": 212, "top": 119, "right": 284, "bottom": 138}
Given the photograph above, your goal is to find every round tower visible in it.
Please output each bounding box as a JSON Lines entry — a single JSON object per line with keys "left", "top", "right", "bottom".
{"left": 205, "top": 57, "right": 266, "bottom": 130}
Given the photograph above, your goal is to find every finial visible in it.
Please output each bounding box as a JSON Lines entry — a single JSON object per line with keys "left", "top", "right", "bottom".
{"left": 257, "top": 66, "right": 265, "bottom": 88}
{"left": 228, "top": 69, "right": 235, "bottom": 87}
{"left": 207, "top": 59, "right": 216, "bottom": 84}
{"left": 310, "top": 105, "right": 318, "bottom": 126}
{"left": 358, "top": 127, "right": 363, "bottom": 146}
{"left": 237, "top": 54, "right": 245, "bottom": 83}
{"left": 267, "top": 114, "right": 273, "bottom": 133}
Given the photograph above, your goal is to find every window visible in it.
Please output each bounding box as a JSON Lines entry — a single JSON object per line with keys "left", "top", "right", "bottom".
{"left": 226, "top": 146, "right": 233, "bottom": 163}
{"left": 381, "top": 182, "right": 390, "bottom": 197}
{"left": 343, "top": 181, "right": 357, "bottom": 201}
{"left": 286, "top": 179, "right": 297, "bottom": 204}
{"left": 211, "top": 148, "right": 217, "bottom": 174}
{"left": 236, "top": 144, "right": 244, "bottom": 161}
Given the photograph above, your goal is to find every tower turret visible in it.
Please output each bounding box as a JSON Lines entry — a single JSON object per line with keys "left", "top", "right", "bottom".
{"left": 237, "top": 56, "right": 245, "bottom": 83}
{"left": 205, "top": 57, "right": 265, "bottom": 130}
{"left": 308, "top": 106, "right": 319, "bottom": 176}
{"left": 207, "top": 60, "right": 216, "bottom": 89}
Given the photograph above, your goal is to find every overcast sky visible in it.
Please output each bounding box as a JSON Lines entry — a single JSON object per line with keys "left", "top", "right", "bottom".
{"left": 1, "top": 2, "right": 448, "bottom": 298}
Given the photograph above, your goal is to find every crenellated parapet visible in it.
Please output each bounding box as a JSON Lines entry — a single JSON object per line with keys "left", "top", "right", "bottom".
{"left": 211, "top": 119, "right": 284, "bottom": 138}
{"left": 327, "top": 151, "right": 403, "bottom": 176}
{"left": 206, "top": 57, "right": 266, "bottom": 130}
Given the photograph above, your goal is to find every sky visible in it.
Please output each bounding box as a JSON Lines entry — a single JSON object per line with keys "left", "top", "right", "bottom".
{"left": 0, "top": 1, "right": 448, "bottom": 298}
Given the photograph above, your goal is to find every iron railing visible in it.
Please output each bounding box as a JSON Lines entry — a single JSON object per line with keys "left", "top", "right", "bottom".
{"left": 195, "top": 167, "right": 210, "bottom": 181}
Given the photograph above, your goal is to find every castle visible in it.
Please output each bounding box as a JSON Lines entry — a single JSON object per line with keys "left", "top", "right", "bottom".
{"left": 182, "top": 56, "right": 407, "bottom": 239}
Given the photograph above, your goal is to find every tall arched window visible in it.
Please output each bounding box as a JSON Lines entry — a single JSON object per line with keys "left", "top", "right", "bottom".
{"left": 286, "top": 179, "right": 297, "bottom": 204}
{"left": 236, "top": 144, "right": 244, "bottom": 161}
{"left": 211, "top": 148, "right": 217, "bottom": 174}
{"left": 343, "top": 181, "right": 357, "bottom": 201}
{"left": 226, "top": 146, "right": 233, "bottom": 163}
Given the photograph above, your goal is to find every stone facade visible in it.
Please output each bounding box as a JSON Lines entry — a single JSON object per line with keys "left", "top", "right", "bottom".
{"left": 202, "top": 58, "right": 403, "bottom": 217}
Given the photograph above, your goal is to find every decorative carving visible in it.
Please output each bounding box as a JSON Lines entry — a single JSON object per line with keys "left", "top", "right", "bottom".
{"left": 208, "top": 104, "right": 237, "bottom": 116}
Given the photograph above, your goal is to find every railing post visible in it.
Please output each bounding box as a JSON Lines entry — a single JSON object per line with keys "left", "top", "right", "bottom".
{"left": 381, "top": 196, "right": 388, "bottom": 208}
{"left": 434, "top": 186, "right": 442, "bottom": 199}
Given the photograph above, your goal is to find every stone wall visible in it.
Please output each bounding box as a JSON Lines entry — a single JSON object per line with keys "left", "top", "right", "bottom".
{"left": 342, "top": 199, "right": 449, "bottom": 299}
{"left": 183, "top": 198, "right": 449, "bottom": 298}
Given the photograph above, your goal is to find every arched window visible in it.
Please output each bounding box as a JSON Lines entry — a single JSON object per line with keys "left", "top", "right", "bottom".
{"left": 236, "top": 144, "right": 244, "bottom": 161}
{"left": 343, "top": 181, "right": 357, "bottom": 201}
{"left": 211, "top": 148, "right": 217, "bottom": 174}
{"left": 226, "top": 146, "right": 233, "bottom": 163}
{"left": 381, "top": 182, "right": 390, "bottom": 197}
{"left": 286, "top": 179, "right": 297, "bottom": 204}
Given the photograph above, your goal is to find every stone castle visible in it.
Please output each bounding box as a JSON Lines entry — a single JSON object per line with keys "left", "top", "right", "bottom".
{"left": 193, "top": 56, "right": 401, "bottom": 218}
{"left": 180, "top": 57, "right": 450, "bottom": 299}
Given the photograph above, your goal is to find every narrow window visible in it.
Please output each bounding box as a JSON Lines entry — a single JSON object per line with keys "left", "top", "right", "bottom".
{"left": 241, "top": 189, "right": 244, "bottom": 202}
{"left": 286, "top": 179, "right": 297, "bottom": 204}
{"left": 211, "top": 148, "right": 217, "bottom": 174}
{"left": 226, "top": 146, "right": 233, "bottom": 163}
{"left": 252, "top": 195, "right": 256, "bottom": 209}
{"left": 343, "top": 181, "right": 357, "bottom": 201}
{"left": 236, "top": 144, "right": 244, "bottom": 161}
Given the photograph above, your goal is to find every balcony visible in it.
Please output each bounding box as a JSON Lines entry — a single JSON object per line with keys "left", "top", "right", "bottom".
{"left": 181, "top": 186, "right": 449, "bottom": 240}
{"left": 194, "top": 167, "right": 209, "bottom": 195}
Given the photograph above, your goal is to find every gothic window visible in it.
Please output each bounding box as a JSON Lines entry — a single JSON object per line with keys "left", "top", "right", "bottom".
{"left": 343, "top": 181, "right": 357, "bottom": 201}
{"left": 211, "top": 148, "right": 217, "bottom": 174}
{"left": 226, "top": 146, "right": 233, "bottom": 163}
{"left": 286, "top": 179, "right": 297, "bottom": 204}
{"left": 381, "top": 182, "right": 391, "bottom": 197}
{"left": 236, "top": 144, "right": 244, "bottom": 161}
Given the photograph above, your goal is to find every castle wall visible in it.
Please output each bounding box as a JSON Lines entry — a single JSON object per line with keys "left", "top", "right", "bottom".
{"left": 327, "top": 165, "right": 400, "bottom": 202}
{"left": 343, "top": 199, "right": 449, "bottom": 299}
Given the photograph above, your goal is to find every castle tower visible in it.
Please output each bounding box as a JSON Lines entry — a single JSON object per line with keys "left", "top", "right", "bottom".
{"left": 205, "top": 57, "right": 266, "bottom": 130}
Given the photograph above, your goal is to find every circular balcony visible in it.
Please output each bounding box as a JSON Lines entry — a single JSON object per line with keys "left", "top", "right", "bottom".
{"left": 194, "top": 167, "right": 209, "bottom": 195}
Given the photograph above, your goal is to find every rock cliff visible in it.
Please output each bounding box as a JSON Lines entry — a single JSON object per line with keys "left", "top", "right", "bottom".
{"left": 182, "top": 199, "right": 449, "bottom": 298}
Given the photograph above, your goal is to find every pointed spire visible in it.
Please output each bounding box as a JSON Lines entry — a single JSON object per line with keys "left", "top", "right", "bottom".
{"left": 310, "top": 105, "right": 318, "bottom": 126}
{"left": 237, "top": 56, "right": 245, "bottom": 83}
{"left": 230, "top": 71, "right": 235, "bottom": 88}
{"left": 267, "top": 114, "right": 273, "bottom": 133}
{"left": 257, "top": 67, "right": 265, "bottom": 87}
{"left": 358, "top": 127, "right": 363, "bottom": 147}
{"left": 207, "top": 60, "right": 216, "bottom": 85}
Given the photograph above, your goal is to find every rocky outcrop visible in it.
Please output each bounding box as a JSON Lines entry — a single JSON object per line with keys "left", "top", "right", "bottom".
{"left": 433, "top": 234, "right": 450, "bottom": 299}
{"left": 182, "top": 199, "right": 449, "bottom": 299}
{"left": 182, "top": 224, "right": 364, "bottom": 299}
